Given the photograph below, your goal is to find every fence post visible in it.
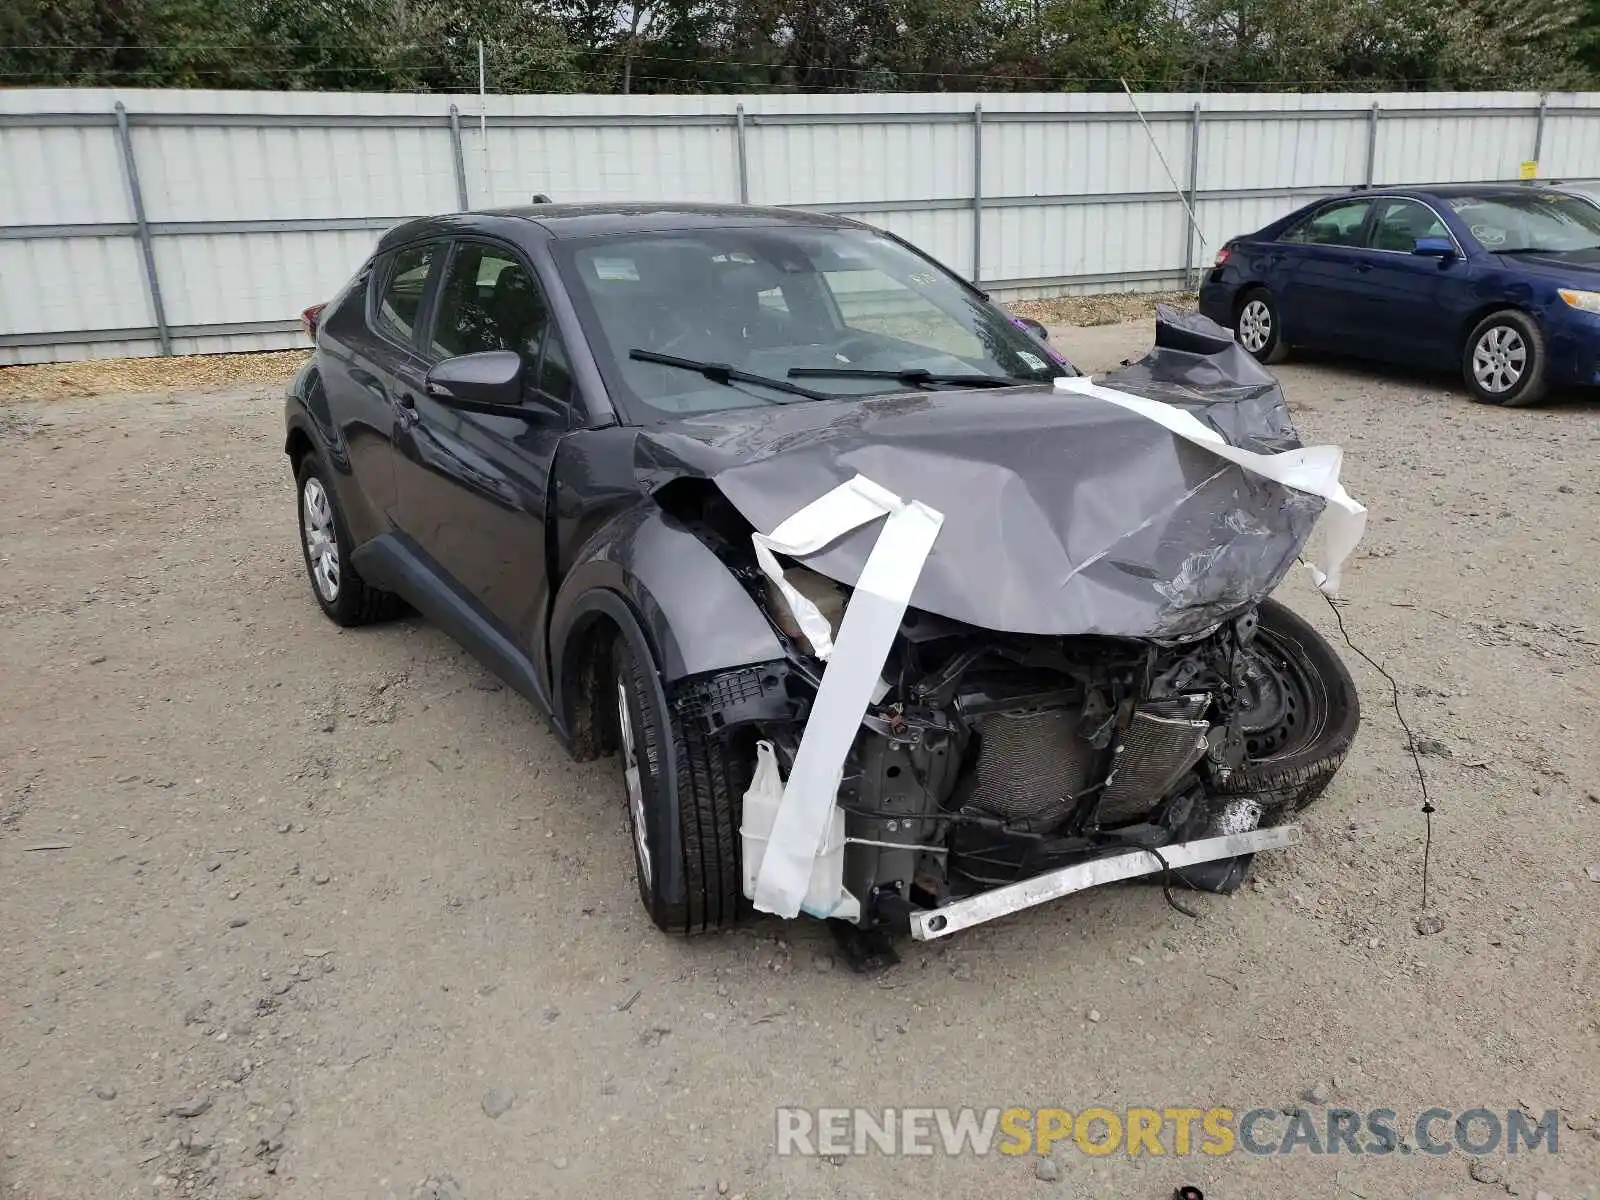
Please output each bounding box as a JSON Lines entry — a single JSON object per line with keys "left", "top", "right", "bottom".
{"left": 448, "top": 104, "right": 470, "bottom": 210}
{"left": 735, "top": 103, "right": 750, "bottom": 204}
{"left": 113, "top": 101, "right": 171, "bottom": 356}
{"left": 1183, "top": 102, "right": 1201, "bottom": 289}
{"left": 1365, "top": 102, "right": 1381, "bottom": 185}
{"left": 1532, "top": 91, "right": 1548, "bottom": 178}
{"left": 971, "top": 103, "right": 984, "bottom": 285}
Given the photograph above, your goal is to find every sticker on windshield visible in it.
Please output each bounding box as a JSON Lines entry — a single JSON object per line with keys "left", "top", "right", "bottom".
{"left": 592, "top": 257, "right": 640, "bottom": 282}
{"left": 1017, "top": 350, "right": 1048, "bottom": 371}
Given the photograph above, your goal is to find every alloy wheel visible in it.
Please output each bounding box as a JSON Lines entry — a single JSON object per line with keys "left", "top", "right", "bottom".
{"left": 1472, "top": 325, "right": 1526, "bottom": 395}
{"left": 301, "top": 477, "right": 340, "bottom": 602}
{"left": 1238, "top": 299, "right": 1272, "bottom": 353}
{"left": 617, "top": 677, "right": 652, "bottom": 888}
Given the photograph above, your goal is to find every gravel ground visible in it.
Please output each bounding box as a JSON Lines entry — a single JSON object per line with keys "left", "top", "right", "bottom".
{"left": 2, "top": 324, "right": 1598, "bottom": 1200}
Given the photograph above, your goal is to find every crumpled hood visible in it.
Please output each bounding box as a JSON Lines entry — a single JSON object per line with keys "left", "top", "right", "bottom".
{"left": 633, "top": 309, "right": 1325, "bottom": 639}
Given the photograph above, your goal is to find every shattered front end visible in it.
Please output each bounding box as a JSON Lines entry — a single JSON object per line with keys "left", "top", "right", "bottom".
{"left": 646, "top": 308, "right": 1364, "bottom": 939}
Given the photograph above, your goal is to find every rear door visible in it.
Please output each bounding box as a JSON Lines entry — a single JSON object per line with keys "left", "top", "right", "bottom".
{"left": 1269, "top": 197, "right": 1374, "bottom": 349}
{"left": 318, "top": 241, "right": 442, "bottom": 526}
{"left": 1350, "top": 197, "right": 1471, "bottom": 367}
{"left": 392, "top": 237, "right": 577, "bottom": 663}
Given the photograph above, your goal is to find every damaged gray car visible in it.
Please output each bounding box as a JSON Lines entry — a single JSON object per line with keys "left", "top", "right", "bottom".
{"left": 285, "top": 203, "right": 1361, "bottom": 951}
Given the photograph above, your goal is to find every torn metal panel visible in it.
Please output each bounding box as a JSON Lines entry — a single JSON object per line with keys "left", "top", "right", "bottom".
{"left": 629, "top": 308, "right": 1334, "bottom": 640}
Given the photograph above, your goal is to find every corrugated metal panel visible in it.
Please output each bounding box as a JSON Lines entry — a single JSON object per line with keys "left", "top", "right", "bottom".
{"left": 2, "top": 86, "right": 1594, "bottom": 364}
{"left": 985, "top": 200, "right": 1185, "bottom": 283}
{"left": 0, "top": 236, "right": 152, "bottom": 333}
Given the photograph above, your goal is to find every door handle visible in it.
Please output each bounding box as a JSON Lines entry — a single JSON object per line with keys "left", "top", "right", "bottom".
{"left": 1354, "top": 262, "right": 1373, "bottom": 274}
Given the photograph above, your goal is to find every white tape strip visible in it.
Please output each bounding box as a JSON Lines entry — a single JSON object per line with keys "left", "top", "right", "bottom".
{"left": 1054, "top": 375, "right": 1367, "bottom": 595}
{"left": 751, "top": 474, "right": 906, "bottom": 661}
{"left": 749, "top": 477, "right": 945, "bottom": 918}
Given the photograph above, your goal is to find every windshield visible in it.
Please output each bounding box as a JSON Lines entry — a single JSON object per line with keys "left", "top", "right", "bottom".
{"left": 554, "top": 226, "right": 1070, "bottom": 415}
{"left": 1445, "top": 192, "right": 1600, "bottom": 253}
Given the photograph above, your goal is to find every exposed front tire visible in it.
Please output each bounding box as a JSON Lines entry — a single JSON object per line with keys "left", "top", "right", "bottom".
{"left": 613, "top": 636, "right": 746, "bottom": 935}
{"left": 294, "top": 458, "right": 400, "bottom": 626}
{"left": 1218, "top": 597, "right": 1361, "bottom": 820}
{"left": 1463, "top": 309, "right": 1547, "bottom": 406}
{"left": 1235, "top": 287, "right": 1288, "bottom": 364}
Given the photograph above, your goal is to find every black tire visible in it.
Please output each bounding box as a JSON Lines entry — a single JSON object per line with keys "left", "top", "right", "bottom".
{"left": 294, "top": 458, "right": 400, "bottom": 626}
{"left": 1234, "top": 287, "right": 1288, "bottom": 364}
{"left": 613, "top": 636, "right": 746, "bottom": 935}
{"left": 1218, "top": 597, "right": 1360, "bottom": 821}
{"left": 1462, "top": 309, "right": 1547, "bottom": 407}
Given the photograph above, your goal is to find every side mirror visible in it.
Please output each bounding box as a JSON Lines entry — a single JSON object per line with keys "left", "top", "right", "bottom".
{"left": 1014, "top": 316, "right": 1050, "bottom": 342}
{"left": 424, "top": 351, "right": 525, "bottom": 411}
{"left": 1412, "top": 236, "right": 1456, "bottom": 259}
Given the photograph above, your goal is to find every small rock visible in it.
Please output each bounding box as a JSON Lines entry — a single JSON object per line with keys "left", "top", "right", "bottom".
{"left": 481, "top": 1087, "right": 515, "bottom": 1118}
{"left": 1301, "top": 1081, "right": 1331, "bottom": 1105}
{"left": 1412, "top": 737, "right": 1452, "bottom": 758}
{"left": 228, "top": 916, "right": 249, "bottom": 929}
{"left": 311, "top": 870, "right": 331, "bottom": 885}
{"left": 551, "top": 1156, "right": 569, "bottom": 1169}
{"left": 411, "top": 1175, "right": 464, "bottom": 1200}
{"left": 1585, "top": 863, "right": 1600, "bottom": 883}
{"left": 1557, "top": 484, "right": 1575, "bottom": 494}
{"left": 91, "top": 1082, "right": 117, "bottom": 1100}
{"left": 1086, "top": 1009, "right": 1102, "bottom": 1024}
{"left": 1468, "top": 1158, "right": 1500, "bottom": 1184}
{"left": 1367, "top": 936, "right": 1381, "bottom": 949}
{"left": 541, "top": 1006, "right": 560, "bottom": 1022}
{"left": 169, "top": 1095, "right": 212, "bottom": 1118}
{"left": 1035, "top": 1156, "right": 1060, "bottom": 1182}
{"left": 205, "top": 860, "right": 221, "bottom": 873}
{"left": 471, "top": 679, "right": 503, "bottom": 692}
{"left": 1416, "top": 915, "right": 1445, "bottom": 936}
{"left": 88, "top": 654, "right": 108, "bottom": 665}
{"left": 1127, "top": 955, "right": 1144, "bottom": 966}
{"left": 717, "top": 1181, "right": 729, "bottom": 1196}
{"left": 812, "top": 953, "right": 835, "bottom": 973}
{"left": 278, "top": 823, "right": 292, "bottom": 834}
{"left": 226, "top": 1060, "right": 251, "bottom": 1083}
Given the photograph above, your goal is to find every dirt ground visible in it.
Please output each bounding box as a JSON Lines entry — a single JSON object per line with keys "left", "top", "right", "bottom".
{"left": 2, "top": 324, "right": 1598, "bottom": 1200}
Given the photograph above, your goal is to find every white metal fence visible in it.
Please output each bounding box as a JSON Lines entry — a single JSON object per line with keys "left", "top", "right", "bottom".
{"left": 3, "top": 87, "right": 1599, "bottom": 364}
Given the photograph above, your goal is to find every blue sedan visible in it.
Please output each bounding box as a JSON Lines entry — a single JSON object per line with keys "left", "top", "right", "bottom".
{"left": 1198, "top": 184, "right": 1600, "bottom": 406}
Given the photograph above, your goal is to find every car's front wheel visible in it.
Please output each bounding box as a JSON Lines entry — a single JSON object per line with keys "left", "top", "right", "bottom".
{"left": 1234, "top": 287, "right": 1288, "bottom": 364}
{"left": 612, "top": 636, "right": 746, "bottom": 935}
{"left": 1463, "top": 309, "right": 1547, "bottom": 406}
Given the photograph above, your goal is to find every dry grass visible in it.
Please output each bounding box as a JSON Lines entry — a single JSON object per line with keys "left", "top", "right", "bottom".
{"left": 1009, "top": 290, "right": 1197, "bottom": 328}
{"left": 0, "top": 290, "right": 1196, "bottom": 403}
{"left": 0, "top": 349, "right": 310, "bottom": 402}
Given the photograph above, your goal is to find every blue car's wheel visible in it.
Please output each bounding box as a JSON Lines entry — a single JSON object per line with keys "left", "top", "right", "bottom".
{"left": 1234, "top": 287, "right": 1287, "bottom": 364}
{"left": 1463, "top": 309, "right": 1547, "bottom": 407}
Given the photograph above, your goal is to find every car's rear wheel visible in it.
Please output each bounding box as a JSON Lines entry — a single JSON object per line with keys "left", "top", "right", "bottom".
{"left": 613, "top": 636, "right": 746, "bottom": 935}
{"left": 294, "top": 458, "right": 399, "bottom": 626}
{"left": 1235, "top": 287, "right": 1288, "bottom": 364}
{"left": 1463, "top": 309, "right": 1547, "bottom": 406}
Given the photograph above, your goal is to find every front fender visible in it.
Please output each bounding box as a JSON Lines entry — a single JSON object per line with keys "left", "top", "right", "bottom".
{"left": 549, "top": 502, "right": 786, "bottom": 700}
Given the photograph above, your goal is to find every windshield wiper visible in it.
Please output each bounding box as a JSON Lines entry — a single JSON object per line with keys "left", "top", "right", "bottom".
{"left": 786, "top": 367, "right": 1029, "bottom": 389}
{"left": 628, "top": 349, "right": 834, "bottom": 403}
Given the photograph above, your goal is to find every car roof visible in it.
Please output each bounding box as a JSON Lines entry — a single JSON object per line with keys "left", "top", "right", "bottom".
{"left": 1349, "top": 183, "right": 1578, "bottom": 202}
{"left": 375, "top": 202, "right": 867, "bottom": 251}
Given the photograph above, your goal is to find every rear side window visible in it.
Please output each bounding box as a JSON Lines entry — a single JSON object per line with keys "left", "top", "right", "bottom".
{"left": 1279, "top": 199, "right": 1372, "bottom": 247}
{"left": 374, "top": 244, "right": 437, "bottom": 345}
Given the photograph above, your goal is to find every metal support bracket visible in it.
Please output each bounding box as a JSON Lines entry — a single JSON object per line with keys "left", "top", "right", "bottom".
{"left": 448, "top": 104, "right": 470, "bottom": 210}
{"left": 113, "top": 101, "right": 170, "bottom": 356}
{"left": 735, "top": 103, "right": 750, "bottom": 204}
{"left": 971, "top": 103, "right": 984, "bottom": 285}
{"left": 907, "top": 825, "right": 1301, "bottom": 940}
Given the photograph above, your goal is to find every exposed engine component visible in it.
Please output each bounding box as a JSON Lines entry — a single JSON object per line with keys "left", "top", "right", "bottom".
{"left": 1095, "top": 699, "right": 1212, "bottom": 827}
